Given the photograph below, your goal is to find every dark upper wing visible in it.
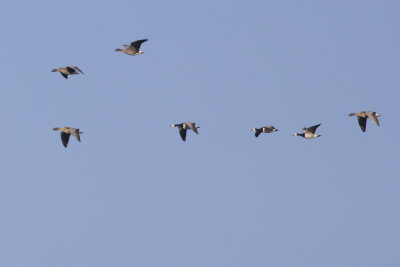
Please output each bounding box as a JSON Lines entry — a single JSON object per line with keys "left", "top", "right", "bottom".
{"left": 61, "top": 132, "right": 71, "bottom": 147}
{"left": 61, "top": 73, "right": 68, "bottom": 79}
{"left": 130, "top": 39, "right": 148, "bottom": 49}
{"left": 307, "top": 124, "right": 321, "bottom": 134}
{"left": 178, "top": 126, "right": 187, "bottom": 141}
{"left": 66, "top": 66, "right": 76, "bottom": 73}
{"left": 366, "top": 112, "right": 379, "bottom": 126}
{"left": 357, "top": 117, "right": 367, "bottom": 132}
{"left": 66, "top": 66, "right": 84, "bottom": 74}
{"left": 255, "top": 129, "right": 262, "bottom": 137}
{"left": 74, "top": 66, "right": 84, "bottom": 74}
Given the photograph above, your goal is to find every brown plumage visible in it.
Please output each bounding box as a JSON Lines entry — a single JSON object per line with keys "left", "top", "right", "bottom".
{"left": 51, "top": 66, "right": 84, "bottom": 79}
{"left": 348, "top": 111, "right": 381, "bottom": 132}
{"left": 53, "top": 127, "right": 83, "bottom": 147}
{"left": 115, "top": 39, "right": 148, "bottom": 55}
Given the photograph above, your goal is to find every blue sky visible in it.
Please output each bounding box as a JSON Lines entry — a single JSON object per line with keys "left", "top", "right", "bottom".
{"left": 0, "top": 0, "right": 399, "bottom": 266}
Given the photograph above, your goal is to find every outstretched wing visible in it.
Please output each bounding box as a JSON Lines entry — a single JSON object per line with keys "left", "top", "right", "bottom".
{"left": 254, "top": 129, "right": 262, "bottom": 137}
{"left": 73, "top": 66, "right": 84, "bottom": 74}
{"left": 178, "top": 126, "right": 187, "bottom": 141}
{"left": 66, "top": 66, "right": 84, "bottom": 74}
{"left": 357, "top": 117, "right": 367, "bottom": 132}
{"left": 61, "top": 73, "right": 68, "bottom": 79}
{"left": 60, "top": 132, "right": 70, "bottom": 147}
{"left": 130, "top": 39, "right": 148, "bottom": 50}
{"left": 307, "top": 124, "right": 321, "bottom": 134}
{"left": 66, "top": 66, "right": 75, "bottom": 73}
{"left": 186, "top": 122, "right": 199, "bottom": 134}
{"left": 71, "top": 128, "right": 81, "bottom": 142}
{"left": 366, "top": 112, "right": 379, "bottom": 126}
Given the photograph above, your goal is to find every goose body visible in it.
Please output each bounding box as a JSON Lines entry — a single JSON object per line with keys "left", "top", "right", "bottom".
{"left": 293, "top": 124, "right": 321, "bottom": 139}
{"left": 348, "top": 111, "right": 381, "bottom": 132}
{"left": 115, "top": 39, "right": 148, "bottom": 55}
{"left": 51, "top": 66, "right": 84, "bottom": 79}
{"left": 170, "top": 122, "right": 199, "bottom": 141}
{"left": 251, "top": 126, "right": 278, "bottom": 137}
{"left": 53, "top": 127, "right": 83, "bottom": 147}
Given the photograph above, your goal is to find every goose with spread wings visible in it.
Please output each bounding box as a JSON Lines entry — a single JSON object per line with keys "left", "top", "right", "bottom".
{"left": 115, "top": 39, "right": 148, "bottom": 55}
{"left": 53, "top": 127, "right": 84, "bottom": 148}
{"left": 51, "top": 66, "right": 84, "bottom": 79}
{"left": 251, "top": 126, "right": 278, "bottom": 137}
{"left": 348, "top": 111, "right": 381, "bottom": 132}
{"left": 293, "top": 124, "right": 321, "bottom": 139}
{"left": 170, "top": 122, "right": 199, "bottom": 142}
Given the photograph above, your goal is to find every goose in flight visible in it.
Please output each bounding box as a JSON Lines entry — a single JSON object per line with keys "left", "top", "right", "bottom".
{"left": 115, "top": 39, "right": 148, "bottom": 55}
{"left": 170, "top": 122, "right": 199, "bottom": 142}
{"left": 251, "top": 126, "right": 278, "bottom": 137}
{"left": 348, "top": 111, "right": 381, "bottom": 132}
{"left": 293, "top": 124, "right": 321, "bottom": 139}
{"left": 53, "top": 127, "right": 83, "bottom": 147}
{"left": 51, "top": 66, "right": 84, "bottom": 79}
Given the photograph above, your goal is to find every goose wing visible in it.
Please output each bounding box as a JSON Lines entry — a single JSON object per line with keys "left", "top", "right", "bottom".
{"left": 130, "top": 39, "right": 148, "bottom": 50}
{"left": 70, "top": 128, "right": 81, "bottom": 142}
{"left": 186, "top": 122, "right": 199, "bottom": 134}
{"left": 357, "top": 117, "right": 367, "bottom": 132}
{"left": 307, "top": 124, "right": 321, "bottom": 134}
{"left": 67, "top": 66, "right": 84, "bottom": 74}
{"left": 60, "top": 132, "right": 71, "bottom": 147}
{"left": 254, "top": 129, "right": 262, "bottom": 137}
{"left": 178, "top": 126, "right": 187, "bottom": 141}
{"left": 366, "top": 112, "right": 379, "bottom": 126}
{"left": 66, "top": 66, "right": 76, "bottom": 74}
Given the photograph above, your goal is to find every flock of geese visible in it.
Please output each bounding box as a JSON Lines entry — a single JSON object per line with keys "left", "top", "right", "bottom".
{"left": 51, "top": 39, "right": 382, "bottom": 147}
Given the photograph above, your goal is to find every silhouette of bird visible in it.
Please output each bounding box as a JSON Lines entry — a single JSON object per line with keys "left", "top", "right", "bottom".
{"left": 170, "top": 122, "right": 199, "bottom": 141}
{"left": 52, "top": 127, "right": 83, "bottom": 147}
{"left": 115, "top": 39, "right": 148, "bottom": 55}
{"left": 51, "top": 66, "right": 84, "bottom": 79}
{"left": 251, "top": 126, "right": 278, "bottom": 137}
{"left": 348, "top": 111, "right": 381, "bottom": 132}
{"left": 293, "top": 124, "right": 321, "bottom": 139}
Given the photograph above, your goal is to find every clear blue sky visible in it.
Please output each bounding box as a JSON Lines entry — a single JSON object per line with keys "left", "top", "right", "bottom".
{"left": 0, "top": 0, "right": 399, "bottom": 266}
